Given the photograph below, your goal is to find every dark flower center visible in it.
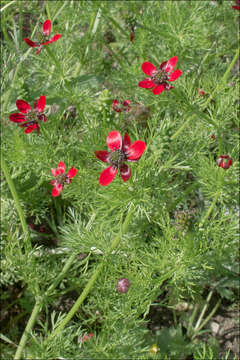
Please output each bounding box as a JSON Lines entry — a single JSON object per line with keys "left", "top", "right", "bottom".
{"left": 56, "top": 173, "right": 70, "bottom": 186}
{"left": 25, "top": 110, "right": 45, "bottom": 123}
{"left": 151, "top": 70, "right": 169, "bottom": 85}
{"left": 36, "top": 32, "right": 49, "bottom": 44}
{"left": 26, "top": 111, "right": 38, "bottom": 122}
{"left": 109, "top": 149, "right": 127, "bottom": 167}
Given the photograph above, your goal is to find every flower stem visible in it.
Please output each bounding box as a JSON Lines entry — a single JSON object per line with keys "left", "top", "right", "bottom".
{"left": 1, "top": 151, "right": 31, "bottom": 253}
{"left": 45, "top": 46, "right": 86, "bottom": 122}
{"left": 171, "top": 47, "right": 239, "bottom": 140}
{"left": 192, "top": 298, "right": 221, "bottom": 340}
{"left": 193, "top": 290, "right": 213, "bottom": 333}
{"left": 47, "top": 207, "right": 134, "bottom": 338}
{"left": 202, "top": 47, "right": 239, "bottom": 109}
{"left": 199, "top": 191, "right": 220, "bottom": 228}
{"left": 14, "top": 301, "right": 42, "bottom": 360}
{"left": 14, "top": 252, "right": 77, "bottom": 360}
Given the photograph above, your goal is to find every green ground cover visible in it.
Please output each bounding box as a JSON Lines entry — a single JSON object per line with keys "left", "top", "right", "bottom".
{"left": 1, "top": 1, "right": 239, "bottom": 359}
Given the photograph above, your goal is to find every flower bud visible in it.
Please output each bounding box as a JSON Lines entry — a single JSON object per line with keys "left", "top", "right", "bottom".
{"left": 116, "top": 278, "right": 130, "bottom": 293}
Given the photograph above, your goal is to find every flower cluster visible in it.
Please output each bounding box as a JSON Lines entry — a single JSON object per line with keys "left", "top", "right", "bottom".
{"left": 9, "top": 96, "right": 47, "bottom": 134}
{"left": 24, "top": 19, "right": 61, "bottom": 54}
{"left": 8, "top": 17, "right": 234, "bottom": 198}
{"left": 50, "top": 162, "right": 77, "bottom": 197}
{"left": 95, "top": 131, "right": 146, "bottom": 186}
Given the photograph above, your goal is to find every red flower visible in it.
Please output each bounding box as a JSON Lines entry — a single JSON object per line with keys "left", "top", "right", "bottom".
{"left": 50, "top": 162, "right": 77, "bottom": 197}
{"left": 232, "top": 0, "right": 240, "bottom": 10}
{"left": 95, "top": 130, "right": 146, "bottom": 186}
{"left": 112, "top": 99, "right": 131, "bottom": 113}
{"left": 138, "top": 56, "right": 182, "bottom": 95}
{"left": 24, "top": 19, "right": 61, "bottom": 54}
{"left": 216, "top": 155, "right": 233, "bottom": 170}
{"left": 198, "top": 88, "right": 205, "bottom": 97}
{"left": 9, "top": 96, "right": 47, "bottom": 135}
{"left": 82, "top": 333, "right": 94, "bottom": 343}
{"left": 116, "top": 278, "right": 130, "bottom": 293}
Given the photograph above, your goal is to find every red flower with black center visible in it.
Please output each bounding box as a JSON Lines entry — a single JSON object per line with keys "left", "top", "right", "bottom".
{"left": 50, "top": 162, "right": 77, "bottom": 197}
{"left": 112, "top": 99, "right": 131, "bottom": 113}
{"left": 9, "top": 96, "right": 47, "bottom": 135}
{"left": 95, "top": 130, "right": 146, "bottom": 186}
{"left": 24, "top": 19, "right": 61, "bottom": 54}
{"left": 232, "top": 0, "right": 240, "bottom": 10}
{"left": 138, "top": 56, "right": 182, "bottom": 95}
{"left": 216, "top": 155, "right": 233, "bottom": 170}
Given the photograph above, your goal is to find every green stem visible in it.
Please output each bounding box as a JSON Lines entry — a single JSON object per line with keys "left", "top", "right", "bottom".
{"left": 14, "top": 301, "right": 42, "bottom": 360}
{"left": 1, "top": 151, "right": 31, "bottom": 253}
{"left": 2, "top": 61, "right": 22, "bottom": 115}
{"left": 202, "top": 47, "right": 239, "bottom": 109}
{"left": 192, "top": 299, "right": 221, "bottom": 340}
{"left": 171, "top": 114, "right": 195, "bottom": 141}
{"left": 48, "top": 207, "right": 134, "bottom": 338}
{"left": 45, "top": 46, "right": 86, "bottom": 122}
{"left": 45, "top": 253, "right": 77, "bottom": 297}
{"left": 171, "top": 47, "right": 239, "bottom": 140}
{"left": 187, "top": 304, "right": 199, "bottom": 337}
{"left": 199, "top": 191, "right": 220, "bottom": 228}
{"left": 194, "top": 290, "right": 213, "bottom": 332}
{"left": 14, "top": 252, "right": 78, "bottom": 360}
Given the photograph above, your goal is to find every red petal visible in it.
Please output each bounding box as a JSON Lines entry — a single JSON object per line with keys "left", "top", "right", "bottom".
{"left": 52, "top": 184, "right": 63, "bottom": 197}
{"left": 122, "top": 100, "right": 131, "bottom": 107}
{"left": 159, "top": 60, "right": 167, "bottom": 70}
{"left": 138, "top": 79, "right": 154, "bottom": 88}
{"left": 36, "top": 46, "right": 42, "bottom": 55}
{"left": 51, "top": 168, "right": 59, "bottom": 176}
{"left": 16, "top": 99, "right": 31, "bottom": 113}
{"left": 95, "top": 151, "right": 110, "bottom": 163}
{"left": 120, "top": 164, "right": 131, "bottom": 182}
{"left": 122, "top": 133, "right": 131, "bottom": 153}
{"left": 152, "top": 85, "right": 165, "bottom": 95}
{"left": 9, "top": 113, "right": 26, "bottom": 122}
{"left": 24, "top": 124, "right": 37, "bottom": 133}
{"left": 112, "top": 99, "right": 121, "bottom": 112}
{"left": 106, "top": 131, "right": 122, "bottom": 151}
{"left": 99, "top": 166, "right": 118, "bottom": 186}
{"left": 57, "top": 161, "right": 65, "bottom": 174}
{"left": 38, "top": 114, "right": 47, "bottom": 122}
{"left": 36, "top": 95, "right": 46, "bottom": 112}
{"left": 164, "top": 56, "right": 178, "bottom": 72}
{"left": 141, "top": 62, "right": 156, "bottom": 76}
{"left": 127, "top": 141, "right": 146, "bottom": 160}
{"left": 169, "top": 69, "right": 182, "bottom": 81}
{"left": 24, "top": 38, "right": 38, "bottom": 47}
{"left": 43, "top": 19, "right": 51, "bottom": 36}
{"left": 232, "top": 5, "right": 240, "bottom": 9}
{"left": 50, "top": 179, "right": 57, "bottom": 185}
{"left": 42, "top": 34, "right": 61, "bottom": 45}
{"left": 67, "top": 167, "right": 77, "bottom": 179}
